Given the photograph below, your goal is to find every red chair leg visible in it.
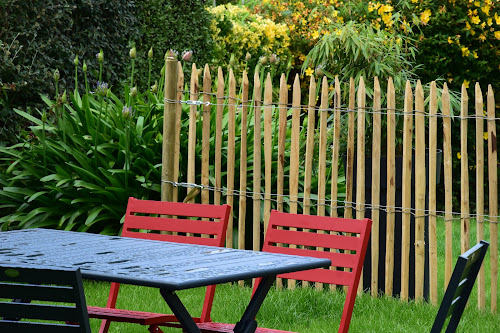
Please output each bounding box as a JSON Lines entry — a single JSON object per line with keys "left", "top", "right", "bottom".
{"left": 148, "top": 325, "right": 164, "bottom": 333}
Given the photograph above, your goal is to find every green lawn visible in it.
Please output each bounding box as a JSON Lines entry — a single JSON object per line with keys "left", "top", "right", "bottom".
{"left": 84, "top": 218, "right": 499, "bottom": 332}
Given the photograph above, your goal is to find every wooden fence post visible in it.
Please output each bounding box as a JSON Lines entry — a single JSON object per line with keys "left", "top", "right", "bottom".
{"left": 253, "top": 72, "right": 262, "bottom": 253}
{"left": 356, "top": 76, "right": 366, "bottom": 294}
{"left": 371, "top": 77, "right": 381, "bottom": 297}
{"left": 215, "top": 67, "right": 224, "bottom": 206}
{"left": 385, "top": 77, "right": 396, "bottom": 296}
{"left": 487, "top": 85, "right": 498, "bottom": 314}
{"left": 172, "top": 62, "right": 183, "bottom": 204}
{"left": 401, "top": 80, "right": 413, "bottom": 301}
{"left": 428, "top": 81, "right": 438, "bottom": 305}
{"left": 442, "top": 83, "right": 453, "bottom": 289}
{"left": 202, "top": 64, "right": 211, "bottom": 206}
{"left": 414, "top": 80, "right": 426, "bottom": 302}
{"left": 161, "top": 57, "right": 178, "bottom": 202}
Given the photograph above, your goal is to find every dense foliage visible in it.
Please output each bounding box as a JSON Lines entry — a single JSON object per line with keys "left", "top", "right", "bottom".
{"left": 0, "top": 59, "right": 165, "bottom": 234}
{"left": 250, "top": 0, "right": 500, "bottom": 92}
{"left": 133, "top": 0, "right": 215, "bottom": 91}
{"left": 208, "top": 4, "right": 291, "bottom": 79}
{"left": 0, "top": 0, "right": 139, "bottom": 112}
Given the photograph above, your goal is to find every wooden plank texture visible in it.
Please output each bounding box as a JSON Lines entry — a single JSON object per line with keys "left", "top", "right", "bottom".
{"left": 371, "top": 77, "right": 381, "bottom": 297}
{"left": 252, "top": 72, "right": 262, "bottom": 252}
{"left": 475, "top": 83, "right": 486, "bottom": 309}
{"left": 428, "top": 81, "right": 438, "bottom": 305}
{"left": 401, "top": 80, "right": 413, "bottom": 301}
{"left": 442, "top": 83, "right": 453, "bottom": 288}
{"left": 414, "top": 80, "right": 426, "bottom": 302}
{"left": 487, "top": 85, "right": 497, "bottom": 314}
{"left": 385, "top": 77, "right": 396, "bottom": 296}
{"left": 226, "top": 69, "right": 236, "bottom": 248}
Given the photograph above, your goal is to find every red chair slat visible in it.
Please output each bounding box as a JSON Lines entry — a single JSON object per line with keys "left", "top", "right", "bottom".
{"left": 89, "top": 197, "right": 231, "bottom": 333}
{"left": 123, "top": 216, "right": 223, "bottom": 238}
{"left": 264, "top": 245, "right": 359, "bottom": 270}
{"left": 264, "top": 228, "right": 363, "bottom": 252}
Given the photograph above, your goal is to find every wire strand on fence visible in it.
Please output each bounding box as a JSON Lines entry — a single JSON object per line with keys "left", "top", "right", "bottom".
{"left": 165, "top": 97, "right": 500, "bottom": 121}
{"left": 161, "top": 180, "right": 500, "bottom": 223}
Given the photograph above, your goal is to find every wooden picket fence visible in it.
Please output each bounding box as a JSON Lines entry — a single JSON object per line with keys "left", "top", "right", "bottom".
{"left": 161, "top": 59, "right": 498, "bottom": 312}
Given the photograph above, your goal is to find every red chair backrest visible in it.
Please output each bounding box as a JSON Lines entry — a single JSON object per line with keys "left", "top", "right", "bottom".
{"left": 260, "top": 210, "right": 372, "bottom": 333}
{"left": 122, "top": 197, "right": 231, "bottom": 248}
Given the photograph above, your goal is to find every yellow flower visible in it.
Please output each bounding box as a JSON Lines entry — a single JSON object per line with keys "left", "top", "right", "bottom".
{"left": 495, "top": 31, "right": 500, "bottom": 40}
{"left": 305, "top": 67, "right": 314, "bottom": 76}
{"left": 457, "top": 152, "right": 461, "bottom": 160}
{"left": 463, "top": 79, "right": 470, "bottom": 88}
{"left": 311, "top": 30, "right": 320, "bottom": 39}
{"left": 378, "top": 4, "right": 393, "bottom": 16}
{"left": 483, "top": 132, "right": 488, "bottom": 140}
{"left": 471, "top": 16, "right": 481, "bottom": 24}
{"left": 382, "top": 13, "right": 393, "bottom": 26}
{"left": 482, "top": 6, "right": 490, "bottom": 16}
{"left": 421, "top": 9, "right": 431, "bottom": 25}
{"left": 473, "top": 51, "right": 478, "bottom": 58}
{"left": 412, "top": 0, "right": 418, "bottom": 3}
{"left": 495, "top": 13, "right": 500, "bottom": 25}
{"left": 461, "top": 47, "right": 470, "bottom": 57}
{"left": 479, "top": 34, "right": 486, "bottom": 41}
{"left": 447, "top": 37, "right": 454, "bottom": 44}
{"left": 474, "top": 1, "right": 480, "bottom": 7}
{"left": 487, "top": 18, "right": 493, "bottom": 26}
{"left": 299, "top": 53, "right": 306, "bottom": 61}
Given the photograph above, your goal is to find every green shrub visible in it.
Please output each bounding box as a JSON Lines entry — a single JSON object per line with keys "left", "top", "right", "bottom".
{"left": 0, "top": 67, "right": 164, "bottom": 234}
{"left": 133, "top": 0, "right": 215, "bottom": 91}
{"left": 208, "top": 4, "right": 291, "bottom": 79}
{"left": 0, "top": 0, "right": 140, "bottom": 144}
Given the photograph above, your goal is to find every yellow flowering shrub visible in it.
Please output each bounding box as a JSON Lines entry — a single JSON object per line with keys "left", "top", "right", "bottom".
{"left": 251, "top": 0, "right": 499, "bottom": 91}
{"left": 208, "top": 4, "right": 290, "bottom": 74}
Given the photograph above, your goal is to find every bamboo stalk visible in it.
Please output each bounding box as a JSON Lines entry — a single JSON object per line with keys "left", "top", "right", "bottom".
{"left": 201, "top": 64, "right": 211, "bottom": 207}
{"left": 277, "top": 74, "right": 288, "bottom": 214}
{"left": 442, "top": 83, "right": 453, "bottom": 289}
{"left": 401, "top": 80, "right": 413, "bottom": 301}
{"left": 161, "top": 58, "right": 178, "bottom": 203}
{"left": 344, "top": 78, "right": 356, "bottom": 220}
{"left": 186, "top": 63, "right": 199, "bottom": 203}
{"left": 253, "top": 72, "right": 262, "bottom": 253}
{"left": 487, "top": 85, "right": 497, "bottom": 314}
{"left": 475, "top": 83, "right": 485, "bottom": 309}
{"left": 288, "top": 74, "right": 301, "bottom": 290}
{"left": 226, "top": 68, "right": 236, "bottom": 248}
{"left": 172, "top": 62, "right": 184, "bottom": 204}
{"left": 316, "top": 76, "right": 328, "bottom": 291}
{"left": 428, "top": 81, "right": 438, "bottom": 305}
{"left": 371, "top": 77, "right": 381, "bottom": 297}
{"left": 356, "top": 76, "right": 366, "bottom": 295}
{"left": 214, "top": 67, "right": 224, "bottom": 206}
{"left": 385, "top": 77, "right": 396, "bottom": 296}
{"left": 414, "top": 80, "right": 426, "bottom": 302}
{"left": 263, "top": 74, "right": 273, "bottom": 238}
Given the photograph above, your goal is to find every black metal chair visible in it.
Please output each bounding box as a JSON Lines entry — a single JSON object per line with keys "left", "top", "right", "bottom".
{"left": 0, "top": 264, "right": 91, "bottom": 333}
{"left": 430, "top": 240, "right": 489, "bottom": 333}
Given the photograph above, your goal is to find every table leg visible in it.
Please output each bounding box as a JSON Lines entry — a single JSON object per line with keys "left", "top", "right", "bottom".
{"left": 233, "top": 275, "right": 275, "bottom": 333}
{"left": 159, "top": 289, "right": 201, "bottom": 333}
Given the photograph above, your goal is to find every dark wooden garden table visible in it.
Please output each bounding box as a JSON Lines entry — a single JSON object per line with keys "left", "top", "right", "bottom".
{"left": 0, "top": 228, "right": 330, "bottom": 333}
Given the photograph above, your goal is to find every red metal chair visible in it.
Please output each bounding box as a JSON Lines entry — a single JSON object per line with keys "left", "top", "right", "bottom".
{"left": 87, "top": 197, "right": 231, "bottom": 333}
{"left": 196, "top": 210, "right": 372, "bottom": 333}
